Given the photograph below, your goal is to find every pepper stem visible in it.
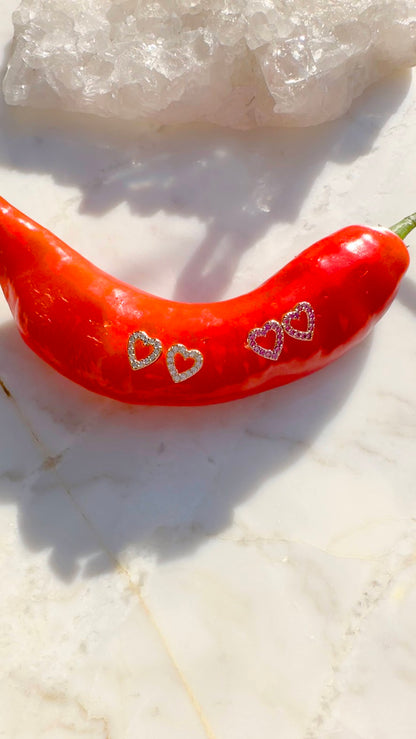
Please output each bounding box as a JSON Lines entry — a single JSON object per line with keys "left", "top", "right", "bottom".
{"left": 389, "top": 212, "right": 416, "bottom": 241}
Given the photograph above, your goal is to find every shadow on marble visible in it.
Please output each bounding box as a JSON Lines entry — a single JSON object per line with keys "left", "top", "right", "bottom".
{"left": 397, "top": 275, "right": 416, "bottom": 315}
{"left": 0, "top": 69, "right": 412, "bottom": 301}
{"left": 0, "top": 319, "right": 373, "bottom": 581}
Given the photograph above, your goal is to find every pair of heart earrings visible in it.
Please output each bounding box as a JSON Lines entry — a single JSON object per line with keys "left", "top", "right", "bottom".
{"left": 128, "top": 301, "right": 314, "bottom": 384}
{"left": 246, "top": 301, "right": 315, "bottom": 361}
{"left": 128, "top": 331, "right": 203, "bottom": 383}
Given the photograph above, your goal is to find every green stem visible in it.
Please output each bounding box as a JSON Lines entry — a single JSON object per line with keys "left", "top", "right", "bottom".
{"left": 389, "top": 212, "right": 416, "bottom": 241}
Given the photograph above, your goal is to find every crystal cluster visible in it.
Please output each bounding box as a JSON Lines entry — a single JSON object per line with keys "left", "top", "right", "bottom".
{"left": 3, "top": 0, "right": 416, "bottom": 127}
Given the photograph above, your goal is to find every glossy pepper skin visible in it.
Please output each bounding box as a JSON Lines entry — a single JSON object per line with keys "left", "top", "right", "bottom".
{"left": 0, "top": 196, "right": 410, "bottom": 406}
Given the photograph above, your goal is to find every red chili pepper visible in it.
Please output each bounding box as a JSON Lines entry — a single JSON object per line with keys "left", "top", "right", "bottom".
{"left": 0, "top": 196, "right": 414, "bottom": 406}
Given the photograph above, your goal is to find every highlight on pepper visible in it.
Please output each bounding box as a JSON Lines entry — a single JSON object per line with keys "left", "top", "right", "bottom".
{"left": 0, "top": 196, "right": 414, "bottom": 406}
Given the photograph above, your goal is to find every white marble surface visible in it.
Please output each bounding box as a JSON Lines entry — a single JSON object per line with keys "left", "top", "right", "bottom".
{"left": 1, "top": 3, "right": 416, "bottom": 738}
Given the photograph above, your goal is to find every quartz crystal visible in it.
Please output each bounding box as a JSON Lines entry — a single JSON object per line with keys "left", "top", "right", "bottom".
{"left": 3, "top": 0, "right": 416, "bottom": 128}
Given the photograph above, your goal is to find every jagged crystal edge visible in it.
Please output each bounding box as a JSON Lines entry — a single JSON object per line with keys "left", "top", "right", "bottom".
{"left": 2, "top": 0, "right": 416, "bottom": 128}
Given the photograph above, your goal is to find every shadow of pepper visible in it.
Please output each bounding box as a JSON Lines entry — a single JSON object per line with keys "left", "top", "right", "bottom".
{"left": 397, "top": 276, "right": 416, "bottom": 315}
{"left": 0, "top": 319, "right": 372, "bottom": 580}
{"left": 0, "top": 50, "right": 410, "bottom": 579}
{"left": 0, "top": 69, "right": 412, "bottom": 302}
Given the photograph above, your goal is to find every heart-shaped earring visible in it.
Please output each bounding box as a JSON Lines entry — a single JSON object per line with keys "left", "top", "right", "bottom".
{"left": 128, "top": 330, "right": 162, "bottom": 370}
{"left": 167, "top": 343, "right": 204, "bottom": 383}
{"left": 282, "top": 302, "right": 315, "bottom": 341}
{"left": 247, "top": 319, "right": 284, "bottom": 361}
